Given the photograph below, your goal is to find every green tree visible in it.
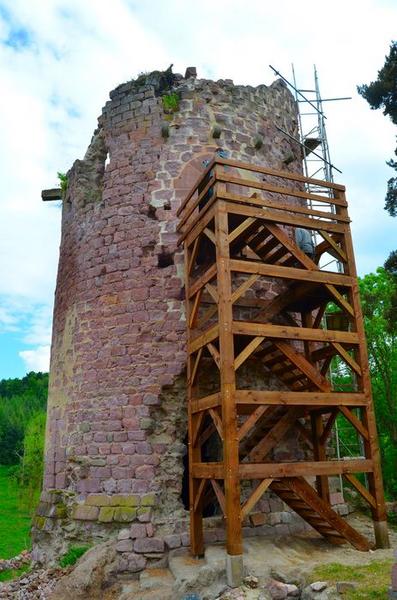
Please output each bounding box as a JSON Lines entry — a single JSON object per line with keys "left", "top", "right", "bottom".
{"left": 358, "top": 41, "right": 397, "bottom": 217}
{"left": 359, "top": 268, "right": 397, "bottom": 497}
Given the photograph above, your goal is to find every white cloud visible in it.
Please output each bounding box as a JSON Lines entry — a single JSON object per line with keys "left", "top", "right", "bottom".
{"left": 19, "top": 345, "right": 50, "bottom": 372}
{"left": 0, "top": 0, "right": 396, "bottom": 374}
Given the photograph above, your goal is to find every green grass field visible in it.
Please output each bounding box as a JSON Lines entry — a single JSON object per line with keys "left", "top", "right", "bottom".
{"left": 0, "top": 465, "right": 32, "bottom": 559}
{"left": 310, "top": 559, "right": 394, "bottom": 599}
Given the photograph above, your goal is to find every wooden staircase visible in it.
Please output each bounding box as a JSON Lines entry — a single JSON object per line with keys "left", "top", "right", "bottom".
{"left": 179, "top": 156, "right": 389, "bottom": 560}
{"left": 270, "top": 477, "right": 371, "bottom": 551}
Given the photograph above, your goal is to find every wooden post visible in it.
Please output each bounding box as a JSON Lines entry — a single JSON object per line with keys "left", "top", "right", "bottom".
{"left": 310, "top": 412, "right": 330, "bottom": 503}
{"left": 214, "top": 200, "right": 243, "bottom": 569}
{"left": 337, "top": 190, "right": 390, "bottom": 549}
{"left": 184, "top": 245, "right": 204, "bottom": 557}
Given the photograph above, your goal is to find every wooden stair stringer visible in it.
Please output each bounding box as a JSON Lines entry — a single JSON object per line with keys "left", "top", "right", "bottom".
{"left": 270, "top": 477, "right": 371, "bottom": 551}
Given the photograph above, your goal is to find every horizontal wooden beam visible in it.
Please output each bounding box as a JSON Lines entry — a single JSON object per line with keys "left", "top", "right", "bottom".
{"left": 191, "top": 393, "right": 221, "bottom": 414}
{"left": 232, "top": 321, "right": 359, "bottom": 344}
{"left": 229, "top": 259, "right": 352, "bottom": 287}
{"left": 214, "top": 156, "right": 346, "bottom": 192}
{"left": 235, "top": 391, "right": 367, "bottom": 407}
{"left": 220, "top": 190, "right": 350, "bottom": 222}
{"left": 189, "top": 324, "right": 219, "bottom": 353}
{"left": 42, "top": 188, "right": 62, "bottom": 201}
{"left": 191, "top": 459, "right": 373, "bottom": 479}
{"left": 189, "top": 264, "right": 217, "bottom": 298}
{"left": 224, "top": 200, "right": 345, "bottom": 234}
{"left": 238, "top": 459, "right": 373, "bottom": 479}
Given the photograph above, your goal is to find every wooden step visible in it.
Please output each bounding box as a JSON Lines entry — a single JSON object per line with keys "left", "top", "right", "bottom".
{"left": 271, "top": 477, "right": 371, "bottom": 551}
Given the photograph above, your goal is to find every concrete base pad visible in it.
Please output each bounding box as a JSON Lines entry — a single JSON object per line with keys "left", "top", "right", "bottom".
{"left": 226, "top": 553, "right": 243, "bottom": 587}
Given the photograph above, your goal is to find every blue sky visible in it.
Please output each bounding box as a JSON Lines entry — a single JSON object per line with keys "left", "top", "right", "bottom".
{"left": 0, "top": 0, "right": 396, "bottom": 379}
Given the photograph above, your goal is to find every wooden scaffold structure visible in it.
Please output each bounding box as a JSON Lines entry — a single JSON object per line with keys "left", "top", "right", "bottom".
{"left": 177, "top": 157, "right": 389, "bottom": 583}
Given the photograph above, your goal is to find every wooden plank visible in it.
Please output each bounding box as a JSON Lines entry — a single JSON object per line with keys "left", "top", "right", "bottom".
{"left": 210, "top": 479, "right": 226, "bottom": 515}
{"left": 204, "top": 227, "right": 216, "bottom": 245}
{"left": 248, "top": 407, "right": 303, "bottom": 461}
{"left": 238, "top": 459, "right": 373, "bottom": 479}
{"left": 332, "top": 343, "right": 362, "bottom": 376}
{"left": 231, "top": 274, "right": 260, "bottom": 304}
{"left": 228, "top": 217, "right": 257, "bottom": 243}
{"left": 189, "top": 288, "right": 203, "bottom": 328}
{"left": 177, "top": 175, "right": 216, "bottom": 229}
{"left": 235, "top": 390, "right": 367, "bottom": 407}
{"left": 189, "top": 348, "right": 203, "bottom": 386}
{"left": 214, "top": 156, "right": 346, "bottom": 192}
{"left": 229, "top": 259, "right": 352, "bottom": 287}
{"left": 188, "top": 237, "right": 200, "bottom": 275}
{"left": 180, "top": 199, "right": 217, "bottom": 246}
{"left": 325, "top": 284, "right": 355, "bottom": 317}
{"left": 209, "top": 408, "right": 224, "bottom": 440}
{"left": 241, "top": 479, "right": 273, "bottom": 518}
{"left": 318, "top": 230, "right": 348, "bottom": 262}
{"left": 311, "top": 413, "right": 330, "bottom": 502}
{"left": 191, "top": 393, "right": 221, "bottom": 414}
{"left": 224, "top": 201, "right": 346, "bottom": 235}
{"left": 189, "top": 263, "right": 217, "bottom": 298}
{"left": 216, "top": 172, "right": 347, "bottom": 207}
{"left": 234, "top": 336, "right": 265, "bottom": 370}
{"left": 320, "top": 410, "right": 339, "bottom": 445}
{"left": 193, "top": 479, "right": 207, "bottom": 513}
{"left": 339, "top": 406, "right": 369, "bottom": 441}
{"left": 207, "top": 343, "right": 221, "bottom": 369}
{"left": 199, "top": 423, "right": 216, "bottom": 446}
{"left": 189, "top": 324, "right": 219, "bottom": 353}
{"left": 205, "top": 282, "right": 218, "bottom": 303}
{"left": 177, "top": 158, "right": 215, "bottom": 216}
{"left": 232, "top": 321, "right": 359, "bottom": 344}
{"left": 192, "top": 462, "right": 223, "bottom": 479}
{"left": 343, "top": 474, "right": 377, "bottom": 509}
{"left": 220, "top": 190, "right": 350, "bottom": 222}
{"left": 237, "top": 406, "right": 268, "bottom": 442}
{"left": 192, "top": 411, "right": 205, "bottom": 447}
{"left": 272, "top": 340, "right": 331, "bottom": 392}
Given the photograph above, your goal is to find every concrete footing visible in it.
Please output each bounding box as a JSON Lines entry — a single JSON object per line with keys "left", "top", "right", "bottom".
{"left": 374, "top": 520, "right": 390, "bottom": 548}
{"left": 226, "top": 553, "right": 243, "bottom": 587}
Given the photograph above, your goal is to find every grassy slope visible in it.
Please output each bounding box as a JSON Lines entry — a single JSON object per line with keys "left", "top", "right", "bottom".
{"left": 311, "top": 559, "right": 394, "bottom": 600}
{"left": 0, "top": 465, "right": 32, "bottom": 559}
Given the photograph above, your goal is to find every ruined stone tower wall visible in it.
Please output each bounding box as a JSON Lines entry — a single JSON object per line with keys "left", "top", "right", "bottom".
{"left": 33, "top": 70, "right": 344, "bottom": 571}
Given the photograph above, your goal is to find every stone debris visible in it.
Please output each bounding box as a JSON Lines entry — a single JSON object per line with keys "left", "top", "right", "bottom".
{"left": 0, "top": 550, "right": 31, "bottom": 572}
{"left": 0, "top": 566, "right": 70, "bottom": 600}
{"left": 309, "top": 582, "right": 328, "bottom": 593}
{"left": 244, "top": 575, "right": 259, "bottom": 588}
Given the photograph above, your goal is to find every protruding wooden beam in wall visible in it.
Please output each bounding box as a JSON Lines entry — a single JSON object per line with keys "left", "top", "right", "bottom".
{"left": 41, "top": 188, "right": 62, "bottom": 201}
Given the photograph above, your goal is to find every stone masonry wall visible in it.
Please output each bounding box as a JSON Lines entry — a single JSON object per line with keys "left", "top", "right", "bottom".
{"left": 32, "top": 68, "right": 346, "bottom": 572}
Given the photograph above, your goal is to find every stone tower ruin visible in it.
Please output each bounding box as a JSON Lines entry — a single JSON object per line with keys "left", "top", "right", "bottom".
{"left": 33, "top": 67, "right": 348, "bottom": 571}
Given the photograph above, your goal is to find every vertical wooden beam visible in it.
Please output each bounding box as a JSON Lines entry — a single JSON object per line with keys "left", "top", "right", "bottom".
{"left": 310, "top": 412, "right": 330, "bottom": 503}
{"left": 184, "top": 245, "right": 204, "bottom": 557}
{"left": 337, "top": 189, "right": 389, "bottom": 549}
{"left": 215, "top": 199, "right": 242, "bottom": 558}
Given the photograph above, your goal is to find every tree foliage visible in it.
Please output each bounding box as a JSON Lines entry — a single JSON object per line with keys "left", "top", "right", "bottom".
{"left": 0, "top": 372, "right": 48, "bottom": 464}
{"left": 359, "top": 268, "right": 397, "bottom": 497}
{"left": 358, "top": 41, "right": 397, "bottom": 217}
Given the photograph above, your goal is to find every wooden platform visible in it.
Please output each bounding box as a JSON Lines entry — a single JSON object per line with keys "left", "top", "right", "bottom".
{"left": 179, "top": 157, "right": 389, "bottom": 559}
